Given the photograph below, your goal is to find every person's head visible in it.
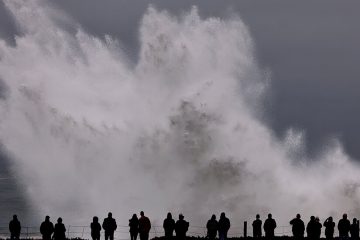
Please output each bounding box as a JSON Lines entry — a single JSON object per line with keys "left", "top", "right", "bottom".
{"left": 13, "top": 215, "right": 18, "bottom": 220}
{"left": 140, "top": 211, "right": 144, "bottom": 217}
{"left": 45, "top": 216, "right": 50, "bottom": 222}
{"left": 179, "top": 214, "right": 184, "bottom": 220}
{"left": 211, "top": 214, "right": 216, "bottom": 220}
{"left": 256, "top": 214, "right": 260, "bottom": 219}
{"left": 315, "top": 217, "right": 319, "bottom": 222}
{"left": 167, "top": 212, "right": 172, "bottom": 219}
{"left": 57, "top": 218, "right": 62, "bottom": 223}
{"left": 108, "top": 212, "right": 112, "bottom": 218}
{"left": 93, "top": 216, "right": 98, "bottom": 222}
{"left": 353, "top": 218, "right": 357, "bottom": 223}
{"left": 296, "top": 214, "right": 301, "bottom": 219}
{"left": 343, "top": 214, "right": 347, "bottom": 219}
{"left": 268, "top": 214, "right": 272, "bottom": 219}
{"left": 310, "top": 216, "right": 315, "bottom": 221}
{"left": 328, "top": 216, "right": 333, "bottom": 222}
{"left": 220, "top": 212, "right": 225, "bottom": 219}
{"left": 132, "top": 214, "right": 137, "bottom": 219}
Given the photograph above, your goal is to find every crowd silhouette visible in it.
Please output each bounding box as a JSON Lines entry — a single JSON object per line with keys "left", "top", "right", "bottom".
{"left": 5, "top": 212, "right": 360, "bottom": 240}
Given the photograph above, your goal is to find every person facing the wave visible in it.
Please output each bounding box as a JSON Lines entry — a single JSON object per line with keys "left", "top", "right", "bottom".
{"left": 218, "top": 212, "right": 230, "bottom": 240}
{"left": 102, "top": 212, "right": 117, "bottom": 240}
{"left": 163, "top": 212, "right": 175, "bottom": 240}
{"left": 350, "top": 218, "right": 359, "bottom": 239}
{"left": 338, "top": 213, "right": 351, "bottom": 238}
{"left": 252, "top": 214, "right": 262, "bottom": 238}
{"left": 138, "top": 211, "right": 151, "bottom": 240}
{"left": 129, "top": 214, "right": 139, "bottom": 240}
{"left": 314, "top": 217, "right": 322, "bottom": 239}
{"left": 324, "top": 217, "right": 335, "bottom": 239}
{"left": 40, "top": 216, "right": 54, "bottom": 240}
{"left": 263, "top": 213, "right": 276, "bottom": 238}
{"left": 290, "top": 214, "right": 305, "bottom": 239}
{"left": 90, "top": 216, "right": 102, "bottom": 240}
{"left": 175, "top": 214, "right": 189, "bottom": 240}
{"left": 306, "top": 216, "right": 316, "bottom": 239}
{"left": 9, "top": 215, "right": 21, "bottom": 240}
{"left": 206, "top": 214, "right": 218, "bottom": 240}
{"left": 53, "top": 218, "right": 66, "bottom": 240}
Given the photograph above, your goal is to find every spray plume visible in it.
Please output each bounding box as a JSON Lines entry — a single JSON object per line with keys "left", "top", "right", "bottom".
{"left": 1, "top": 0, "right": 360, "bottom": 229}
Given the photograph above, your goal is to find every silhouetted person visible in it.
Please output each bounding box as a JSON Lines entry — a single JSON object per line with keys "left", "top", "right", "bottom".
{"left": 53, "top": 218, "right": 66, "bottom": 240}
{"left": 207, "top": 215, "right": 218, "bottom": 240}
{"left": 350, "top": 218, "right": 359, "bottom": 239}
{"left": 263, "top": 214, "right": 276, "bottom": 238}
{"left": 307, "top": 216, "right": 316, "bottom": 239}
{"left": 102, "top": 212, "right": 117, "bottom": 240}
{"left": 129, "top": 214, "right": 139, "bottom": 240}
{"left": 290, "top": 214, "right": 305, "bottom": 239}
{"left": 91, "top": 216, "right": 102, "bottom": 240}
{"left": 252, "top": 214, "right": 262, "bottom": 238}
{"left": 9, "top": 215, "right": 21, "bottom": 240}
{"left": 324, "top": 217, "right": 335, "bottom": 239}
{"left": 175, "top": 214, "right": 189, "bottom": 240}
{"left": 314, "top": 217, "right": 322, "bottom": 239}
{"left": 218, "top": 212, "right": 230, "bottom": 240}
{"left": 163, "top": 212, "right": 175, "bottom": 240}
{"left": 40, "top": 216, "right": 54, "bottom": 240}
{"left": 338, "top": 214, "right": 351, "bottom": 238}
{"left": 138, "top": 211, "right": 151, "bottom": 240}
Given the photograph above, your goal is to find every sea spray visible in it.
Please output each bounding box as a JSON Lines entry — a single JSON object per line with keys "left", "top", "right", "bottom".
{"left": 1, "top": 0, "right": 360, "bottom": 230}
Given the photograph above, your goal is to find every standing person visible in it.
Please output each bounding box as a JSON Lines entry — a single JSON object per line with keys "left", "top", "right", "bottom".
{"left": 314, "top": 217, "right": 322, "bottom": 240}
{"left": 263, "top": 214, "right": 276, "bottom": 239}
{"left": 306, "top": 216, "right": 316, "bottom": 239}
{"left": 338, "top": 214, "right": 351, "bottom": 238}
{"left": 175, "top": 214, "right": 189, "bottom": 240}
{"left": 102, "top": 212, "right": 117, "bottom": 240}
{"left": 218, "top": 212, "right": 230, "bottom": 240}
{"left": 138, "top": 211, "right": 151, "bottom": 240}
{"left": 9, "top": 215, "right": 21, "bottom": 240}
{"left": 129, "top": 214, "right": 139, "bottom": 240}
{"left": 53, "top": 218, "right": 66, "bottom": 240}
{"left": 350, "top": 218, "right": 359, "bottom": 239}
{"left": 324, "top": 217, "right": 335, "bottom": 239}
{"left": 91, "top": 216, "right": 102, "bottom": 240}
{"left": 163, "top": 213, "right": 175, "bottom": 240}
{"left": 40, "top": 216, "right": 54, "bottom": 240}
{"left": 252, "top": 214, "right": 262, "bottom": 238}
{"left": 290, "top": 214, "right": 305, "bottom": 239}
{"left": 206, "top": 215, "right": 218, "bottom": 240}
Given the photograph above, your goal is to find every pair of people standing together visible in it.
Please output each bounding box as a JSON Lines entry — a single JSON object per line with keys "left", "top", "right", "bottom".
{"left": 129, "top": 211, "right": 152, "bottom": 240}
{"left": 40, "top": 216, "right": 66, "bottom": 240}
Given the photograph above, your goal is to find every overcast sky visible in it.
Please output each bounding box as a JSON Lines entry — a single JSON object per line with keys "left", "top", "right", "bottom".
{"left": 1, "top": 0, "right": 360, "bottom": 159}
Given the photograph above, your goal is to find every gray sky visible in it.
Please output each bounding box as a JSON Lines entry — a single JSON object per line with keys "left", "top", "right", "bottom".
{"left": 1, "top": 0, "right": 360, "bottom": 159}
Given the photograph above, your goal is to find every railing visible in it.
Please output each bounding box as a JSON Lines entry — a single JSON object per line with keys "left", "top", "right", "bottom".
{"left": 0, "top": 224, "right": 295, "bottom": 240}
